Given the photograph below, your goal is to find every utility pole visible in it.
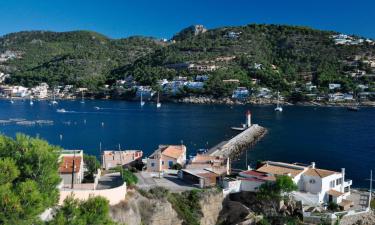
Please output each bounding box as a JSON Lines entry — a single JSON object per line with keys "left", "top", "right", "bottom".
{"left": 370, "top": 170, "right": 373, "bottom": 209}
{"left": 71, "top": 150, "right": 75, "bottom": 189}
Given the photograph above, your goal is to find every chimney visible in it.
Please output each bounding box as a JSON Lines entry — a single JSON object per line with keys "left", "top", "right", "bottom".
{"left": 311, "top": 162, "right": 316, "bottom": 169}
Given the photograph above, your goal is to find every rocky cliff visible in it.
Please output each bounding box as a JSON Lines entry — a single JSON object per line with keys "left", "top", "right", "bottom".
{"left": 110, "top": 188, "right": 224, "bottom": 225}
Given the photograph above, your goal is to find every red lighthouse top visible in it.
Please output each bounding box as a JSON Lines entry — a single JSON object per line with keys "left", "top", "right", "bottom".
{"left": 246, "top": 110, "right": 251, "bottom": 115}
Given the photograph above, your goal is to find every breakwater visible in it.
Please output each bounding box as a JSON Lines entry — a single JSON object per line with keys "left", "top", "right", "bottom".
{"left": 208, "top": 124, "right": 267, "bottom": 159}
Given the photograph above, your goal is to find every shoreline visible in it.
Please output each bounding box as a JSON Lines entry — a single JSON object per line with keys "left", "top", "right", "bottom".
{"left": 1, "top": 96, "right": 375, "bottom": 108}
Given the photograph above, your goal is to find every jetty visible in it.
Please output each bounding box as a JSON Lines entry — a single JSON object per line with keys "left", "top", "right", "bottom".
{"left": 207, "top": 111, "right": 267, "bottom": 159}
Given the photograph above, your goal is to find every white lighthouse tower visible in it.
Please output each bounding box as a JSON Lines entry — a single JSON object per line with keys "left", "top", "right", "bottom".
{"left": 246, "top": 110, "right": 252, "bottom": 128}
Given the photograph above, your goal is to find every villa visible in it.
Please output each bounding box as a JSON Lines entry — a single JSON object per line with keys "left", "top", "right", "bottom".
{"left": 223, "top": 161, "right": 352, "bottom": 208}
{"left": 147, "top": 145, "right": 187, "bottom": 172}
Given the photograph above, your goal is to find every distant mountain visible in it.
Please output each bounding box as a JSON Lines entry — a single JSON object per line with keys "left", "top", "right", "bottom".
{"left": 1, "top": 24, "right": 374, "bottom": 96}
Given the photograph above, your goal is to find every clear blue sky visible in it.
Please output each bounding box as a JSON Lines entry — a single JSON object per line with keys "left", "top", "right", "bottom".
{"left": 0, "top": 0, "right": 374, "bottom": 39}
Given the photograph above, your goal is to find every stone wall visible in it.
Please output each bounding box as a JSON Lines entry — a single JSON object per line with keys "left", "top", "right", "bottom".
{"left": 59, "top": 182, "right": 127, "bottom": 205}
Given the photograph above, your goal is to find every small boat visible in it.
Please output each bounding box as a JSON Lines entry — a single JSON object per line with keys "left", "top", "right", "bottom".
{"left": 156, "top": 92, "right": 161, "bottom": 108}
{"left": 51, "top": 89, "right": 58, "bottom": 105}
{"left": 94, "top": 106, "right": 100, "bottom": 110}
{"left": 80, "top": 91, "right": 85, "bottom": 104}
{"left": 347, "top": 106, "right": 359, "bottom": 111}
{"left": 56, "top": 108, "right": 67, "bottom": 113}
{"left": 29, "top": 96, "right": 34, "bottom": 106}
{"left": 274, "top": 91, "right": 283, "bottom": 112}
{"left": 10, "top": 96, "right": 14, "bottom": 104}
{"left": 231, "top": 126, "right": 247, "bottom": 131}
{"left": 140, "top": 92, "right": 145, "bottom": 107}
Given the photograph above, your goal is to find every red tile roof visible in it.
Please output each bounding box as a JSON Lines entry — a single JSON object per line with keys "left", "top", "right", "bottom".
{"left": 162, "top": 145, "right": 185, "bottom": 159}
{"left": 59, "top": 156, "right": 82, "bottom": 173}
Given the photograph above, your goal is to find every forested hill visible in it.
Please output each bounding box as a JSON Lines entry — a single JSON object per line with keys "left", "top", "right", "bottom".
{"left": 1, "top": 24, "right": 374, "bottom": 94}
{"left": 0, "top": 30, "right": 164, "bottom": 89}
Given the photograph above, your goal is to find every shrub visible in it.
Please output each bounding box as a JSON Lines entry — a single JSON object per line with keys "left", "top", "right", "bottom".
{"left": 167, "top": 190, "right": 203, "bottom": 225}
{"left": 171, "top": 163, "right": 182, "bottom": 170}
{"left": 121, "top": 169, "right": 138, "bottom": 186}
{"left": 370, "top": 199, "right": 375, "bottom": 210}
{"left": 327, "top": 202, "right": 339, "bottom": 211}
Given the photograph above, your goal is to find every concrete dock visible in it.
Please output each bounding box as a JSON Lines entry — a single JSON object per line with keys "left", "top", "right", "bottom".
{"left": 207, "top": 124, "right": 267, "bottom": 159}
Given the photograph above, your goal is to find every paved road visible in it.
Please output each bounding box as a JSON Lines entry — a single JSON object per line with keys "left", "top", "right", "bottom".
{"left": 136, "top": 171, "right": 196, "bottom": 192}
{"left": 96, "top": 172, "right": 123, "bottom": 190}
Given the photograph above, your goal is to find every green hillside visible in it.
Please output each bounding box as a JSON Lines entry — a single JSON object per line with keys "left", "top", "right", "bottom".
{"left": 0, "top": 30, "right": 163, "bottom": 89}
{"left": 1, "top": 24, "right": 374, "bottom": 96}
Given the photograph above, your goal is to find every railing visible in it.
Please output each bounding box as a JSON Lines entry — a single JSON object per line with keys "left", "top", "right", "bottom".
{"left": 344, "top": 179, "right": 352, "bottom": 186}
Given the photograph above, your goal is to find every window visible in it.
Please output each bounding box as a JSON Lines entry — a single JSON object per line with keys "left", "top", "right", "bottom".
{"left": 151, "top": 162, "right": 155, "bottom": 167}
{"left": 309, "top": 179, "right": 316, "bottom": 184}
{"left": 336, "top": 179, "right": 342, "bottom": 185}
{"left": 162, "top": 161, "right": 164, "bottom": 165}
{"left": 330, "top": 180, "right": 335, "bottom": 188}
{"left": 168, "top": 161, "right": 174, "bottom": 168}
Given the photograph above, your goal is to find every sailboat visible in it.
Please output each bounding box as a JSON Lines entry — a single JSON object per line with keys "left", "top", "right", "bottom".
{"left": 9, "top": 95, "right": 14, "bottom": 104}
{"left": 140, "top": 92, "right": 145, "bottom": 107}
{"left": 51, "top": 90, "right": 58, "bottom": 105}
{"left": 156, "top": 92, "right": 161, "bottom": 108}
{"left": 29, "top": 96, "right": 34, "bottom": 106}
{"left": 274, "top": 91, "right": 283, "bottom": 112}
{"left": 80, "top": 91, "right": 85, "bottom": 104}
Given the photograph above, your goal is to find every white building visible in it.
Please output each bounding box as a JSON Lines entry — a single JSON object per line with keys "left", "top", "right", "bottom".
{"left": 329, "top": 83, "right": 341, "bottom": 90}
{"left": 254, "top": 161, "right": 352, "bottom": 206}
{"left": 11, "top": 86, "right": 29, "bottom": 97}
{"left": 232, "top": 87, "right": 249, "bottom": 99}
{"left": 185, "top": 81, "right": 204, "bottom": 90}
{"left": 31, "top": 83, "right": 49, "bottom": 99}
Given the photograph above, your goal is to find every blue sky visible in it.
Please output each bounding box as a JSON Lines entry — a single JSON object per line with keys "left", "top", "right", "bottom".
{"left": 0, "top": 0, "right": 374, "bottom": 39}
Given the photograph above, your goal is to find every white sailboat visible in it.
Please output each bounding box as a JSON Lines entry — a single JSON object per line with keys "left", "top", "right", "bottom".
{"left": 156, "top": 92, "right": 161, "bottom": 108}
{"left": 80, "top": 91, "right": 85, "bottom": 104}
{"left": 274, "top": 91, "right": 283, "bottom": 112}
{"left": 140, "top": 92, "right": 145, "bottom": 107}
{"left": 51, "top": 90, "right": 58, "bottom": 105}
{"left": 10, "top": 95, "right": 14, "bottom": 104}
{"left": 29, "top": 96, "right": 34, "bottom": 106}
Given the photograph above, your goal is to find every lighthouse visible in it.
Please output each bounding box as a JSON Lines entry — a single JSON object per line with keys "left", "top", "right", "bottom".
{"left": 246, "top": 110, "right": 252, "bottom": 128}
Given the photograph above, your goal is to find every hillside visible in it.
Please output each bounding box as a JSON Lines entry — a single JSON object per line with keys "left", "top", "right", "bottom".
{"left": 0, "top": 30, "right": 163, "bottom": 89}
{"left": 1, "top": 24, "right": 375, "bottom": 97}
{"left": 123, "top": 24, "right": 375, "bottom": 96}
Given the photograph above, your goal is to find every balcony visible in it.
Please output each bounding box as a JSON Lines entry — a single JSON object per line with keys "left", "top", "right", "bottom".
{"left": 344, "top": 179, "right": 352, "bottom": 187}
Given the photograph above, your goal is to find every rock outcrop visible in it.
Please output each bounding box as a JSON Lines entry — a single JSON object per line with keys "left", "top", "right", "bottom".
{"left": 110, "top": 190, "right": 182, "bottom": 225}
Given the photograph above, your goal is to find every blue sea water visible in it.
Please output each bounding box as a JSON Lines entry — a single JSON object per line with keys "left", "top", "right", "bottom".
{"left": 0, "top": 99, "right": 374, "bottom": 187}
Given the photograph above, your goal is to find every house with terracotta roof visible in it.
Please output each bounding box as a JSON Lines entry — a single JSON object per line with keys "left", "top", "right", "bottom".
{"left": 255, "top": 161, "right": 353, "bottom": 207}
{"left": 58, "top": 150, "right": 84, "bottom": 185}
{"left": 147, "top": 145, "right": 187, "bottom": 172}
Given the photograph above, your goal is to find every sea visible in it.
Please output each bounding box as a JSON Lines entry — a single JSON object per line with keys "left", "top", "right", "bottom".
{"left": 0, "top": 99, "right": 374, "bottom": 187}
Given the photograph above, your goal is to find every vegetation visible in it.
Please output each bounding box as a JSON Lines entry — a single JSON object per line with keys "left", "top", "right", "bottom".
{"left": 327, "top": 202, "right": 339, "bottom": 211}
{"left": 83, "top": 154, "right": 100, "bottom": 182}
{"left": 171, "top": 163, "right": 183, "bottom": 170}
{"left": 2, "top": 24, "right": 374, "bottom": 98}
{"left": 167, "top": 190, "right": 203, "bottom": 225}
{"left": 120, "top": 169, "right": 138, "bottom": 186}
{"left": 371, "top": 199, "right": 375, "bottom": 210}
{"left": 0, "top": 134, "right": 61, "bottom": 224}
{"left": 257, "top": 175, "right": 298, "bottom": 200}
{"left": 47, "top": 195, "right": 116, "bottom": 225}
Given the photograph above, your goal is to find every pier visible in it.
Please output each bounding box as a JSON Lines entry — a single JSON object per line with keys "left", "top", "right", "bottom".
{"left": 207, "top": 111, "right": 267, "bottom": 159}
